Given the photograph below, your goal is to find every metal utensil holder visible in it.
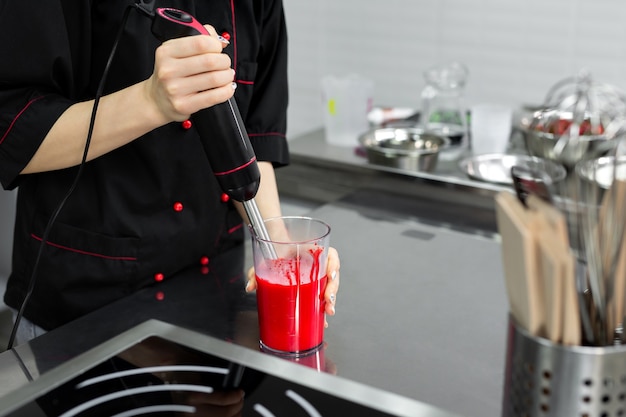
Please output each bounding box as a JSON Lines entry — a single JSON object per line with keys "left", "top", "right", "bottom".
{"left": 502, "top": 315, "right": 626, "bottom": 417}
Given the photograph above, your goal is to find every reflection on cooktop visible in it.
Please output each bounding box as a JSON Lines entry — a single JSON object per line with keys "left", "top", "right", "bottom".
{"left": 5, "top": 336, "right": 396, "bottom": 416}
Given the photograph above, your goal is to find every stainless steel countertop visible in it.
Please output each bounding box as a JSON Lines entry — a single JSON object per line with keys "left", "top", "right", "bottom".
{"left": 0, "top": 129, "right": 514, "bottom": 417}
{"left": 276, "top": 129, "right": 512, "bottom": 417}
{"left": 276, "top": 128, "right": 512, "bottom": 209}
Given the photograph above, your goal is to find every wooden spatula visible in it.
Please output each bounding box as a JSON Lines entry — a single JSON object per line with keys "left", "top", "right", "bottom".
{"left": 495, "top": 191, "right": 544, "bottom": 335}
{"left": 527, "top": 195, "right": 580, "bottom": 345}
{"left": 535, "top": 218, "right": 563, "bottom": 342}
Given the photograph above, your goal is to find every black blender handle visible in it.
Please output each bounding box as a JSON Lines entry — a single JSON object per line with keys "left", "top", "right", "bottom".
{"left": 149, "top": 7, "right": 261, "bottom": 202}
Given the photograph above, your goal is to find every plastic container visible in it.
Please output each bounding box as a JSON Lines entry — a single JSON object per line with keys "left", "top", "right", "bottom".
{"left": 321, "top": 74, "right": 374, "bottom": 147}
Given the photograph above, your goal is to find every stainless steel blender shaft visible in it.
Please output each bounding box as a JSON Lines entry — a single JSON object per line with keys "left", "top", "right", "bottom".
{"left": 243, "top": 199, "right": 278, "bottom": 260}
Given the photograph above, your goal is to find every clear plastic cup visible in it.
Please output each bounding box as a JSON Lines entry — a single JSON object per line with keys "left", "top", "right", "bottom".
{"left": 470, "top": 103, "right": 513, "bottom": 155}
{"left": 251, "top": 216, "right": 331, "bottom": 355}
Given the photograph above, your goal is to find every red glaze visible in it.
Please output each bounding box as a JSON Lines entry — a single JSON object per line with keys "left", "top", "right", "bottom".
{"left": 256, "top": 246, "right": 326, "bottom": 353}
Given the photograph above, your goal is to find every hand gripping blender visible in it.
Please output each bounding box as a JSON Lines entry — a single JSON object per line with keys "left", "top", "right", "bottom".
{"left": 136, "top": 3, "right": 276, "bottom": 259}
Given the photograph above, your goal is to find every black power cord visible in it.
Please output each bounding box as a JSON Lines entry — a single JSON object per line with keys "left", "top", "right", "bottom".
{"left": 6, "top": 5, "right": 136, "bottom": 350}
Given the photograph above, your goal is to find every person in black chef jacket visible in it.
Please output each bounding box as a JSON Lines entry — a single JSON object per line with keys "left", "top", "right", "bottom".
{"left": 0, "top": 0, "right": 341, "bottom": 345}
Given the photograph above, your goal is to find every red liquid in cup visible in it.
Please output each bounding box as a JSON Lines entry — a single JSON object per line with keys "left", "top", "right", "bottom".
{"left": 256, "top": 249, "right": 327, "bottom": 353}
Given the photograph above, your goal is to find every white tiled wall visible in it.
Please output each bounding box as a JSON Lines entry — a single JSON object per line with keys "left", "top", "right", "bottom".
{"left": 284, "top": 0, "right": 626, "bottom": 138}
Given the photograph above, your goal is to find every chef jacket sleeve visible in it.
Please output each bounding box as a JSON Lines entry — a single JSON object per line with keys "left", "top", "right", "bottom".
{"left": 239, "top": 0, "right": 290, "bottom": 167}
{"left": 0, "top": 2, "right": 87, "bottom": 190}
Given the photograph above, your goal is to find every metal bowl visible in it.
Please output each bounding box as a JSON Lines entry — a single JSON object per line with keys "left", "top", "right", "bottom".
{"left": 458, "top": 153, "right": 567, "bottom": 186}
{"left": 521, "top": 109, "right": 618, "bottom": 168}
{"left": 358, "top": 127, "right": 449, "bottom": 172}
{"left": 576, "top": 155, "right": 626, "bottom": 189}
{"left": 524, "top": 129, "right": 616, "bottom": 169}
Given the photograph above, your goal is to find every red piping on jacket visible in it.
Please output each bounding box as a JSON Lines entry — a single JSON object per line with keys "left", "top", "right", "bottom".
{"left": 229, "top": 3, "right": 253, "bottom": 87}
{"left": 30, "top": 233, "right": 138, "bottom": 261}
{"left": 227, "top": 223, "right": 243, "bottom": 234}
{"left": 0, "top": 97, "right": 44, "bottom": 145}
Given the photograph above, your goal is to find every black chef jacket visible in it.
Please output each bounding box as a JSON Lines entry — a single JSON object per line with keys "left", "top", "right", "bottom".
{"left": 0, "top": 0, "right": 289, "bottom": 330}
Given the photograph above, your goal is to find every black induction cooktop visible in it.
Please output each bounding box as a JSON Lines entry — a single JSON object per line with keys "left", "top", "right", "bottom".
{"left": 0, "top": 320, "right": 456, "bottom": 417}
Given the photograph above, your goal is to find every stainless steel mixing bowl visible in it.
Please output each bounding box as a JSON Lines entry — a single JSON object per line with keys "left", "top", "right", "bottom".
{"left": 458, "top": 153, "right": 566, "bottom": 186}
{"left": 358, "top": 127, "right": 449, "bottom": 172}
{"left": 521, "top": 72, "right": 626, "bottom": 169}
{"left": 576, "top": 155, "right": 626, "bottom": 189}
{"left": 524, "top": 128, "right": 616, "bottom": 169}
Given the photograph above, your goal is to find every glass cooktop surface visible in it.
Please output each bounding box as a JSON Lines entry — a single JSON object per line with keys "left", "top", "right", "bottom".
{"left": 0, "top": 321, "right": 453, "bottom": 417}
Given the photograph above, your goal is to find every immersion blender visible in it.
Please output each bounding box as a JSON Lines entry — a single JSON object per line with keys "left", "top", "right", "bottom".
{"left": 138, "top": 3, "right": 277, "bottom": 259}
